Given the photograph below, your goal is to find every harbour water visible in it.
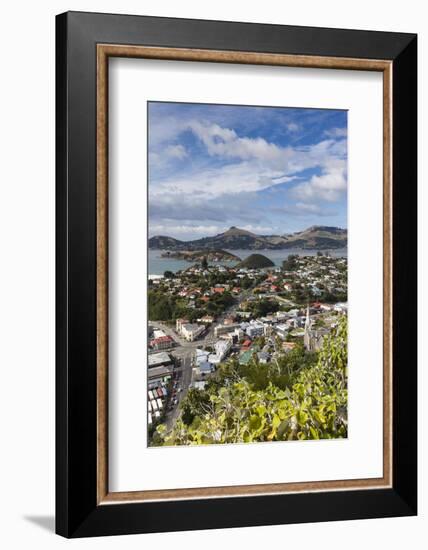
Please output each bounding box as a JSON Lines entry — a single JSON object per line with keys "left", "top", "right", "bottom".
{"left": 148, "top": 248, "right": 347, "bottom": 277}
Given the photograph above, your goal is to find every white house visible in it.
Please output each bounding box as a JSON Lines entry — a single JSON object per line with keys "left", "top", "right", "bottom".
{"left": 215, "top": 339, "right": 232, "bottom": 361}
{"left": 275, "top": 324, "right": 288, "bottom": 340}
{"left": 246, "top": 321, "right": 264, "bottom": 339}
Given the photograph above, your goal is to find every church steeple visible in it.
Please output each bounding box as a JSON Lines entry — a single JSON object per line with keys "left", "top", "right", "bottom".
{"left": 304, "top": 303, "right": 312, "bottom": 351}
{"left": 305, "top": 303, "right": 311, "bottom": 331}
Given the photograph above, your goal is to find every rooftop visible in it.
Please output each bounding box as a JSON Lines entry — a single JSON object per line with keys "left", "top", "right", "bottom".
{"left": 148, "top": 351, "right": 172, "bottom": 368}
{"left": 198, "top": 361, "right": 213, "bottom": 373}
{"left": 147, "top": 364, "right": 174, "bottom": 379}
{"left": 150, "top": 335, "right": 173, "bottom": 345}
{"left": 182, "top": 323, "right": 202, "bottom": 331}
{"left": 239, "top": 350, "right": 254, "bottom": 366}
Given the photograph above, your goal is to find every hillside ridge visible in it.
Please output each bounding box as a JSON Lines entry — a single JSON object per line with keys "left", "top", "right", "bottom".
{"left": 149, "top": 225, "right": 347, "bottom": 251}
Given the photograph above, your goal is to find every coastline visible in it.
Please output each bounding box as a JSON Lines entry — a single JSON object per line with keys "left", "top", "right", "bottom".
{"left": 148, "top": 247, "right": 348, "bottom": 276}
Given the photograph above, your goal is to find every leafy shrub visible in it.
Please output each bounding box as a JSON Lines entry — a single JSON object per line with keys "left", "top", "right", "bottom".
{"left": 157, "top": 316, "right": 348, "bottom": 444}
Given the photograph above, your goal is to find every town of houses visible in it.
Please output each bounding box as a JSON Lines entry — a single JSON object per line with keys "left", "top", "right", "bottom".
{"left": 147, "top": 254, "right": 347, "bottom": 435}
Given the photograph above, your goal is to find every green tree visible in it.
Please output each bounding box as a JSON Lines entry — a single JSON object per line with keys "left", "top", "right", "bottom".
{"left": 181, "top": 388, "right": 211, "bottom": 425}
{"left": 282, "top": 254, "right": 298, "bottom": 271}
{"left": 156, "top": 316, "right": 348, "bottom": 445}
{"left": 248, "top": 298, "right": 279, "bottom": 317}
{"left": 240, "top": 276, "right": 253, "bottom": 290}
{"left": 148, "top": 291, "right": 174, "bottom": 321}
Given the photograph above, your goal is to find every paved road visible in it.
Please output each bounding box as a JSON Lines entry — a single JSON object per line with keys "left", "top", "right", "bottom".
{"left": 148, "top": 322, "right": 199, "bottom": 429}
{"left": 165, "top": 353, "right": 192, "bottom": 430}
{"left": 149, "top": 322, "right": 217, "bottom": 352}
{"left": 150, "top": 288, "right": 254, "bottom": 430}
{"left": 149, "top": 321, "right": 187, "bottom": 346}
{"left": 151, "top": 285, "right": 298, "bottom": 432}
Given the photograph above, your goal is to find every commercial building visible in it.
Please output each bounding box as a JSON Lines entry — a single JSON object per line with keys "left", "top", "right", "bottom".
{"left": 246, "top": 321, "right": 264, "bottom": 339}
{"left": 215, "top": 339, "right": 232, "bottom": 361}
{"left": 181, "top": 323, "right": 205, "bottom": 342}
{"left": 214, "top": 323, "right": 240, "bottom": 338}
{"left": 275, "top": 324, "right": 289, "bottom": 340}
{"left": 175, "top": 318, "right": 189, "bottom": 332}
{"left": 147, "top": 364, "right": 174, "bottom": 382}
{"left": 194, "top": 361, "right": 215, "bottom": 377}
{"left": 195, "top": 348, "right": 210, "bottom": 366}
{"left": 149, "top": 335, "right": 174, "bottom": 350}
{"left": 148, "top": 351, "right": 173, "bottom": 369}
{"left": 153, "top": 328, "right": 167, "bottom": 339}
{"left": 199, "top": 315, "right": 214, "bottom": 324}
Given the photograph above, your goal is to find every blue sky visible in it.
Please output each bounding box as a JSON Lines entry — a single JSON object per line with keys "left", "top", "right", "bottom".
{"left": 148, "top": 102, "right": 347, "bottom": 241}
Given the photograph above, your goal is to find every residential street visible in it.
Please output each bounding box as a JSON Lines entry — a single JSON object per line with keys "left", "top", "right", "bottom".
{"left": 149, "top": 288, "right": 255, "bottom": 431}
{"left": 149, "top": 295, "right": 246, "bottom": 428}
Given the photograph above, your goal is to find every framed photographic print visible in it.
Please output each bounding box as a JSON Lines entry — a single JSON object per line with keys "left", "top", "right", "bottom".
{"left": 56, "top": 11, "right": 417, "bottom": 538}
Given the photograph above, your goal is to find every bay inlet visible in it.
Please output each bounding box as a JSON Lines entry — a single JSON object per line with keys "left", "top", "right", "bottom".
{"left": 148, "top": 248, "right": 347, "bottom": 277}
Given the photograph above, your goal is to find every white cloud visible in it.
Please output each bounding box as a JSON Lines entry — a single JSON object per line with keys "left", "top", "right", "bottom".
{"left": 148, "top": 116, "right": 185, "bottom": 147}
{"left": 188, "top": 120, "right": 284, "bottom": 162}
{"left": 239, "top": 224, "right": 275, "bottom": 234}
{"left": 151, "top": 130, "right": 346, "bottom": 203}
{"left": 150, "top": 160, "right": 289, "bottom": 199}
{"left": 295, "top": 202, "right": 324, "bottom": 213}
{"left": 149, "top": 223, "right": 277, "bottom": 239}
{"left": 291, "top": 162, "right": 347, "bottom": 202}
{"left": 149, "top": 224, "right": 224, "bottom": 237}
{"left": 271, "top": 174, "right": 300, "bottom": 184}
{"left": 149, "top": 119, "right": 347, "bottom": 234}
{"left": 287, "top": 122, "right": 299, "bottom": 132}
{"left": 165, "top": 144, "right": 187, "bottom": 159}
{"left": 324, "top": 127, "right": 347, "bottom": 138}
{"left": 148, "top": 151, "right": 160, "bottom": 166}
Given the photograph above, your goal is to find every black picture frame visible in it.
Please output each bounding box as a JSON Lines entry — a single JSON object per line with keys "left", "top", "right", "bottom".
{"left": 56, "top": 11, "right": 417, "bottom": 538}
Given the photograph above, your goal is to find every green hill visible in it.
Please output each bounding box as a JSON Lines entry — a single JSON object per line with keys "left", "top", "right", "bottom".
{"left": 148, "top": 235, "right": 184, "bottom": 249}
{"left": 236, "top": 254, "right": 275, "bottom": 269}
{"left": 160, "top": 249, "right": 240, "bottom": 262}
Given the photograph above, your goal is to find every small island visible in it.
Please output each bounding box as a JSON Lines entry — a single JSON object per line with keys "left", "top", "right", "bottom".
{"left": 235, "top": 253, "right": 275, "bottom": 269}
{"left": 161, "top": 249, "right": 241, "bottom": 263}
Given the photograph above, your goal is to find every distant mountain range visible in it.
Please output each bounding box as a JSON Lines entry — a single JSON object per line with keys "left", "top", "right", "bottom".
{"left": 149, "top": 225, "right": 347, "bottom": 251}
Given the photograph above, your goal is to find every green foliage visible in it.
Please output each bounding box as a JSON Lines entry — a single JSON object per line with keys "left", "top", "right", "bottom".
{"left": 181, "top": 388, "right": 211, "bottom": 426}
{"left": 156, "top": 316, "right": 348, "bottom": 445}
{"left": 148, "top": 291, "right": 175, "bottom": 321}
{"left": 237, "top": 254, "right": 274, "bottom": 269}
{"left": 313, "top": 318, "right": 326, "bottom": 329}
{"left": 206, "top": 271, "right": 231, "bottom": 286}
{"left": 240, "top": 276, "right": 253, "bottom": 290}
{"left": 252, "top": 336, "right": 266, "bottom": 348}
{"left": 205, "top": 290, "right": 236, "bottom": 315}
{"left": 148, "top": 291, "right": 204, "bottom": 322}
{"left": 282, "top": 254, "right": 299, "bottom": 271}
{"left": 318, "top": 289, "right": 347, "bottom": 303}
{"left": 248, "top": 298, "right": 279, "bottom": 317}
{"left": 292, "top": 286, "right": 312, "bottom": 304}
{"left": 149, "top": 283, "right": 236, "bottom": 321}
